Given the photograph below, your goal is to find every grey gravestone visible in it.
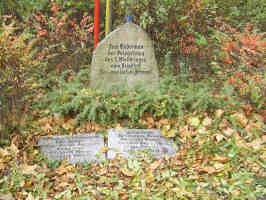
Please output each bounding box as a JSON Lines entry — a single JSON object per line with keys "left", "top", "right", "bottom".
{"left": 90, "top": 22, "right": 159, "bottom": 89}
{"left": 39, "top": 134, "right": 105, "bottom": 163}
{"left": 107, "top": 129, "right": 176, "bottom": 159}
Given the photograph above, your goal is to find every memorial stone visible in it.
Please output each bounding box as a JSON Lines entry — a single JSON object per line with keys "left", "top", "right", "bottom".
{"left": 107, "top": 129, "right": 176, "bottom": 159}
{"left": 90, "top": 22, "right": 159, "bottom": 89}
{"left": 39, "top": 134, "right": 105, "bottom": 163}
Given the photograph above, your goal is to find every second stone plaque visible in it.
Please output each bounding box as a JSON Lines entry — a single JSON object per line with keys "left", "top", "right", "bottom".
{"left": 107, "top": 129, "right": 176, "bottom": 159}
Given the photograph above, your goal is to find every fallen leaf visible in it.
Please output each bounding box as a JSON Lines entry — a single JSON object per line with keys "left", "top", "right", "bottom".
{"left": 121, "top": 168, "right": 134, "bottom": 177}
{"left": 198, "top": 127, "right": 207, "bottom": 134}
{"left": 41, "top": 123, "right": 52, "bottom": 132}
{"left": 9, "top": 143, "right": 19, "bottom": 155}
{"left": 202, "top": 117, "right": 212, "bottom": 126}
{"left": 22, "top": 164, "right": 38, "bottom": 176}
{"left": 247, "top": 138, "right": 264, "bottom": 150}
{"left": 219, "top": 119, "right": 229, "bottom": 129}
{"left": 145, "top": 172, "right": 155, "bottom": 183}
{"left": 223, "top": 128, "right": 236, "bottom": 137}
{"left": 56, "top": 165, "right": 73, "bottom": 175}
{"left": 53, "top": 113, "right": 60, "bottom": 122}
{"left": 57, "top": 182, "right": 70, "bottom": 190}
{"left": 232, "top": 113, "right": 248, "bottom": 127}
{"left": 165, "top": 181, "right": 173, "bottom": 188}
{"left": 213, "top": 162, "right": 225, "bottom": 171}
{"left": 66, "top": 172, "right": 75, "bottom": 180}
{"left": 149, "top": 160, "right": 161, "bottom": 170}
{"left": 146, "top": 116, "right": 154, "bottom": 124}
{"left": 198, "top": 137, "right": 207, "bottom": 146}
{"left": 215, "top": 109, "right": 224, "bottom": 118}
{"left": 213, "top": 155, "right": 229, "bottom": 163}
{"left": 95, "top": 125, "right": 105, "bottom": 132}
{"left": 62, "top": 119, "right": 75, "bottom": 130}
{"left": 215, "top": 133, "right": 226, "bottom": 142}
{"left": 162, "top": 127, "right": 177, "bottom": 138}
{"left": 188, "top": 117, "right": 200, "bottom": 127}
{"left": 0, "top": 148, "right": 9, "bottom": 158}
{"left": 199, "top": 166, "right": 216, "bottom": 174}
{"left": 98, "top": 168, "right": 107, "bottom": 176}
{"left": 231, "top": 189, "right": 241, "bottom": 196}
{"left": 159, "top": 118, "right": 169, "bottom": 125}
{"left": 235, "top": 134, "right": 248, "bottom": 148}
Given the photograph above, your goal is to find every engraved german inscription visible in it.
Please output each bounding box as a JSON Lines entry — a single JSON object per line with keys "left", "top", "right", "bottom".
{"left": 108, "top": 129, "right": 176, "bottom": 159}
{"left": 39, "top": 134, "right": 105, "bottom": 163}
{"left": 105, "top": 43, "right": 148, "bottom": 74}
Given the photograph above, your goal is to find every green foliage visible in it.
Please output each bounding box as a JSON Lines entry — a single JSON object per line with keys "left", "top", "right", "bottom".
{"left": 24, "top": 2, "right": 94, "bottom": 77}
{"left": 38, "top": 70, "right": 226, "bottom": 127}
{"left": 0, "top": 0, "right": 94, "bottom": 21}
{"left": 112, "top": 0, "right": 266, "bottom": 75}
{"left": 0, "top": 20, "right": 37, "bottom": 139}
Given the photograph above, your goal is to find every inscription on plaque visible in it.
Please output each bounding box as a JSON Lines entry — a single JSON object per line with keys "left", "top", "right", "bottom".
{"left": 39, "top": 134, "right": 105, "bottom": 163}
{"left": 90, "top": 22, "right": 159, "bottom": 89}
{"left": 105, "top": 43, "right": 148, "bottom": 73}
{"left": 107, "top": 129, "right": 176, "bottom": 159}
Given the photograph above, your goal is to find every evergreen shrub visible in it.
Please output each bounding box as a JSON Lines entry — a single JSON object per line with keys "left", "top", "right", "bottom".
{"left": 38, "top": 69, "right": 227, "bottom": 127}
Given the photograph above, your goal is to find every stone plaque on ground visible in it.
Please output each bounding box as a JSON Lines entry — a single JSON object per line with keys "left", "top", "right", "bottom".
{"left": 90, "top": 22, "right": 159, "bottom": 89}
{"left": 107, "top": 129, "right": 176, "bottom": 159}
{"left": 39, "top": 134, "right": 105, "bottom": 163}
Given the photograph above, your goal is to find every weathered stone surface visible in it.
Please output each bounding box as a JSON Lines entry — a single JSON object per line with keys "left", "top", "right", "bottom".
{"left": 107, "top": 129, "right": 176, "bottom": 159}
{"left": 39, "top": 134, "right": 105, "bottom": 163}
{"left": 90, "top": 22, "right": 159, "bottom": 89}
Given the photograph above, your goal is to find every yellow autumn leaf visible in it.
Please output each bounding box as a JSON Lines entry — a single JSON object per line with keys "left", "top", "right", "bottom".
{"left": 165, "top": 181, "right": 173, "bottom": 188}
{"left": 231, "top": 112, "right": 248, "bottom": 127}
{"left": 99, "top": 168, "right": 107, "bottom": 175}
{"left": 202, "top": 117, "right": 212, "bottom": 126}
{"left": 188, "top": 117, "right": 200, "bottom": 127}
{"left": 62, "top": 119, "right": 75, "bottom": 130}
{"left": 162, "top": 127, "right": 177, "bottom": 138}
{"left": 145, "top": 172, "right": 155, "bottom": 183}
